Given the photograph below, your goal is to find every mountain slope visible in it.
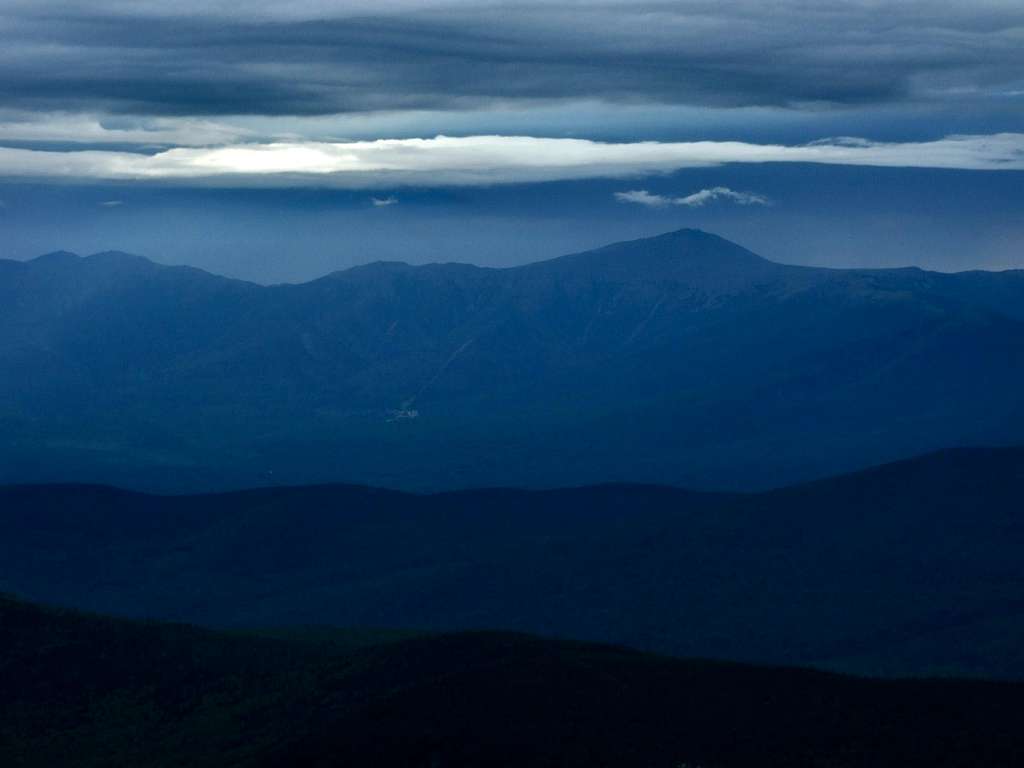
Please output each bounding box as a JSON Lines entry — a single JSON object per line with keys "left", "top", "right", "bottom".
{"left": 2, "top": 229, "right": 1024, "bottom": 492}
{"left": 3, "top": 595, "right": 1024, "bottom": 768}
{"left": 3, "top": 446, "right": 1023, "bottom": 678}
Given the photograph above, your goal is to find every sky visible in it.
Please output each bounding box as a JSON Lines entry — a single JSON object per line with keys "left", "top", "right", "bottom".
{"left": 0, "top": 0, "right": 1021, "bottom": 282}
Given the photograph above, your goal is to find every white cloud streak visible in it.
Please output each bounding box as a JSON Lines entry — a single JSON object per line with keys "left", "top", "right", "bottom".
{"left": 679, "top": 187, "right": 769, "bottom": 207}
{"left": 614, "top": 190, "right": 672, "bottom": 206}
{"left": 0, "top": 133, "right": 1020, "bottom": 187}
{"left": 616, "top": 187, "right": 770, "bottom": 207}
{"left": 372, "top": 195, "right": 398, "bottom": 206}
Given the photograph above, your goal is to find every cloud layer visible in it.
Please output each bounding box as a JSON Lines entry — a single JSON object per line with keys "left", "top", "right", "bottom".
{"left": 616, "top": 187, "right": 770, "bottom": 208}
{"left": 1, "top": 1, "right": 1021, "bottom": 119}
{"left": 0, "top": 133, "right": 1020, "bottom": 187}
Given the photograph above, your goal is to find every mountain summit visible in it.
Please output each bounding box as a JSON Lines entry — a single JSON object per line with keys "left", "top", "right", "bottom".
{"left": 537, "top": 228, "right": 779, "bottom": 276}
{"left": 2, "top": 229, "right": 1023, "bottom": 492}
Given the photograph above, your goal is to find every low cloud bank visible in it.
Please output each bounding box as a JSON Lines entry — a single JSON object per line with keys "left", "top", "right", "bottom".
{"left": 0, "top": 133, "right": 1020, "bottom": 187}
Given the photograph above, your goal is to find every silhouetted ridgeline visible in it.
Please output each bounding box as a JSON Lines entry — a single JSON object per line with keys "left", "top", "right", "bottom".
{"left": 3, "top": 446, "right": 1023, "bottom": 679}
{"left": 3, "top": 229, "right": 1024, "bottom": 492}
{"left": 3, "top": 595, "right": 1024, "bottom": 768}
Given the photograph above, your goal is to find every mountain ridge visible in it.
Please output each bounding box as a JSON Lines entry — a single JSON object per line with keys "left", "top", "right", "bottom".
{"left": 6, "top": 593, "right": 1024, "bottom": 768}
{"left": 3, "top": 228, "right": 1024, "bottom": 493}
{"left": 9, "top": 228, "right": 1024, "bottom": 285}
{"left": 3, "top": 443, "right": 1013, "bottom": 500}
{"left": 4, "top": 445, "right": 1023, "bottom": 679}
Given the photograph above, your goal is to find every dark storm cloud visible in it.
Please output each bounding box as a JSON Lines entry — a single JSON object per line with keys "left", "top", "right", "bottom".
{"left": 1, "top": 1, "right": 1021, "bottom": 117}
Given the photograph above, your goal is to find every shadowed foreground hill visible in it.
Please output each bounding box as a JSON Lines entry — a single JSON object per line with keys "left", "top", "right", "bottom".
{"left": 3, "top": 596, "right": 1024, "bottom": 768}
{"left": 3, "top": 229, "right": 1024, "bottom": 492}
{"left": 3, "top": 446, "right": 1023, "bottom": 679}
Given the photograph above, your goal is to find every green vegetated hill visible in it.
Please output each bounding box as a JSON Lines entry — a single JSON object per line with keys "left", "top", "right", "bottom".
{"left": 3, "top": 446, "right": 1023, "bottom": 679}
{"left": 3, "top": 229, "right": 1024, "bottom": 492}
{"left": 3, "top": 595, "right": 1023, "bottom": 768}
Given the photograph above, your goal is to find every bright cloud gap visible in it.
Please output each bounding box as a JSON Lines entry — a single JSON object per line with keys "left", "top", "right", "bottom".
{"left": 0, "top": 133, "right": 1020, "bottom": 188}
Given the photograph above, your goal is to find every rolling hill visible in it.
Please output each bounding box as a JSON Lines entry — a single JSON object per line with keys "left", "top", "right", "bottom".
{"left": 3, "top": 446, "right": 1023, "bottom": 679}
{"left": 3, "top": 229, "right": 1024, "bottom": 492}
{"left": 3, "top": 595, "right": 1023, "bottom": 768}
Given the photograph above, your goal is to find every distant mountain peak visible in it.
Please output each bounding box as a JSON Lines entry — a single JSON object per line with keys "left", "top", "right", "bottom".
{"left": 30, "top": 250, "right": 81, "bottom": 266}
{"left": 619, "top": 227, "right": 771, "bottom": 261}
{"left": 656, "top": 226, "right": 722, "bottom": 240}
{"left": 530, "top": 226, "right": 782, "bottom": 286}
{"left": 26, "top": 250, "right": 159, "bottom": 272}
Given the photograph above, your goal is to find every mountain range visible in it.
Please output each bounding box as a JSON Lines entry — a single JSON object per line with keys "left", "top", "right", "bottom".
{"left": 4, "top": 594, "right": 1024, "bottom": 768}
{"left": 3, "top": 228, "right": 1024, "bottom": 492}
{"left": 4, "top": 446, "right": 1023, "bottom": 679}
